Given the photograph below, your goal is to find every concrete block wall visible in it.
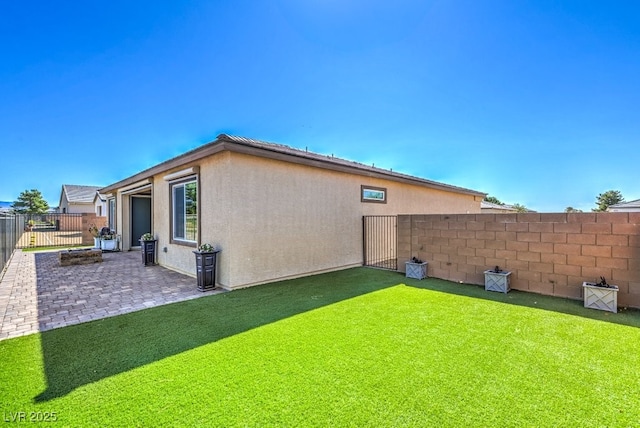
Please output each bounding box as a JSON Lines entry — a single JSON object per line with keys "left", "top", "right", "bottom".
{"left": 81, "top": 214, "right": 107, "bottom": 246}
{"left": 397, "top": 212, "right": 640, "bottom": 308}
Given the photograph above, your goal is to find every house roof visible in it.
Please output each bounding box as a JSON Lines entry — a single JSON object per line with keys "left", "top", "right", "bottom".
{"left": 608, "top": 199, "right": 640, "bottom": 209}
{"left": 60, "top": 185, "right": 103, "bottom": 204}
{"left": 93, "top": 192, "right": 107, "bottom": 204}
{"left": 481, "top": 201, "right": 518, "bottom": 211}
{"left": 101, "top": 134, "right": 486, "bottom": 197}
{"left": 480, "top": 201, "right": 537, "bottom": 213}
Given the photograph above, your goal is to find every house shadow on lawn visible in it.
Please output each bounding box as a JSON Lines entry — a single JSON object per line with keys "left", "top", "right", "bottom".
{"left": 34, "top": 266, "right": 639, "bottom": 402}
{"left": 34, "top": 267, "right": 400, "bottom": 402}
{"left": 400, "top": 272, "right": 640, "bottom": 329}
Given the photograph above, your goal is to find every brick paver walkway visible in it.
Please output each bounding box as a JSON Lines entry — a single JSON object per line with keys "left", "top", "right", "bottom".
{"left": 0, "top": 249, "right": 224, "bottom": 341}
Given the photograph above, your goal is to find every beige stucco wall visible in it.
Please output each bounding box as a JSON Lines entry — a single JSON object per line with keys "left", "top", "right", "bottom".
{"left": 146, "top": 151, "right": 479, "bottom": 289}
{"left": 60, "top": 201, "right": 95, "bottom": 214}
{"left": 114, "top": 150, "right": 481, "bottom": 289}
{"left": 222, "top": 152, "right": 362, "bottom": 288}
{"left": 150, "top": 154, "right": 232, "bottom": 282}
{"left": 118, "top": 193, "right": 130, "bottom": 248}
{"left": 224, "top": 152, "right": 481, "bottom": 288}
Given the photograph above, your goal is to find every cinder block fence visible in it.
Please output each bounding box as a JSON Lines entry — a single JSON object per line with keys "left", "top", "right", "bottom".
{"left": 397, "top": 212, "right": 640, "bottom": 308}
{"left": 81, "top": 214, "right": 108, "bottom": 246}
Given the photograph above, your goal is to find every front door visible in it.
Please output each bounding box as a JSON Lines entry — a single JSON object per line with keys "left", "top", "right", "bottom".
{"left": 131, "top": 196, "right": 151, "bottom": 247}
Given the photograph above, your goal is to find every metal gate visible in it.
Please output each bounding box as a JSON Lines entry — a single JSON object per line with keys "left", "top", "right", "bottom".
{"left": 0, "top": 214, "right": 19, "bottom": 276}
{"left": 363, "top": 215, "right": 397, "bottom": 270}
{"left": 15, "top": 213, "right": 84, "bottom": 249}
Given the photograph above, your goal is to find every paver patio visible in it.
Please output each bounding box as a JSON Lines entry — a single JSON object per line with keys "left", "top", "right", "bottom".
{"left": 0, "top": 249, "right": 224, "bottom": 340}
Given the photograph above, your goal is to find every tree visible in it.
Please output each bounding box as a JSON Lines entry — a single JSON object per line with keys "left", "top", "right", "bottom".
{"left": 512, "top": 203, "right": 529, "bottom": 213}
{"left": 564, "top": 207, "right": 583, "bottom": 213}
{"left": 483, "top": 195, "right": 504, "bottom": 205}
{"left": 593, "top": 190, "right": 624, "bottom": 212}
{"left": 11, "top": 189, "right": 49, "bottom": 214}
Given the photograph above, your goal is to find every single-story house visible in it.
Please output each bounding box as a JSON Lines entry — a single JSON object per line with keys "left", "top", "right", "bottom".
{"left": 607, "top": 199, "right": 640, "bottom": 212}
{"left": 58, "top": 184, "right": 104, "bottom": 214}
{"left": 100, "top": 134, "right": 486, "bottom": 289}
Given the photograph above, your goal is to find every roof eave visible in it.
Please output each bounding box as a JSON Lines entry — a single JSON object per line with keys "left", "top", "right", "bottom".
{"left": 100, "top": 137, "right": 228, "bottom": 194}
{"left": 101, "top": 135, "right": 485, "bottom": 198}
{"left": 225, "top": 140, "right": 484, "bottom": 197}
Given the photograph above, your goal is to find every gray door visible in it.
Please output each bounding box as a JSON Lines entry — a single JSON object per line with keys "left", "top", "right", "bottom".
{"left": 131, "top": 196, "right": 151, "bottom": 247}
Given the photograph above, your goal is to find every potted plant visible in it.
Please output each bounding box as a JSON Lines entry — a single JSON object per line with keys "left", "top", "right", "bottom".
{"left": 484, "top": 266, "right": 511, "bottom": 293}
{"left": 99, "top": 227, "right": 119, "bottom": 251}
{"left": 405, "top": 256, "right": 428, "bottom": 280}
{"left": 140, "top": 233, "right": 155, "bottom": 241}
{"left": 193, "top": 243, "right": 220, "bottom": 291}
{"left": 89, "top": 224, "right": 101, "bottom": 248}
{"left": 140, "top": 233, "right": 157, "bottom": 266}
{"left": 583, "top": 277, "right": 618, "bottom": 313}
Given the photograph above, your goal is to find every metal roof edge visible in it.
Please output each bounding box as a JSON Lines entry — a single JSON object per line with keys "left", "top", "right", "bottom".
{"left": 101, "top": 134, "right": 485, "bottom": 198}
{"left": 217, "top": 134, "right": 485, "bottom": 197}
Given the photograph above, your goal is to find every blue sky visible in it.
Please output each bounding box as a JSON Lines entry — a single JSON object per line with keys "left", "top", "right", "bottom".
{"left": 1, "top": 1, "right": 638, "bottom": 211}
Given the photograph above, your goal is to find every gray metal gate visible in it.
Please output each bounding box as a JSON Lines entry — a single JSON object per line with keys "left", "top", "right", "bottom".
{"left": 0, "top": 214, "right": 19, "bottom": 276}
{"left": 15, "top": 213, "right": 84, "bottom": 249}
{"left": 363, "top": 215, "right": 397, "bottom": 270}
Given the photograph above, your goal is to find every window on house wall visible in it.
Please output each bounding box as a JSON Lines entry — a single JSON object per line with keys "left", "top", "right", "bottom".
{"left": 361, "top": 185, "right": 387, "bottom": 203}
{"left": 171, "top": 179, "right": 198, "bottom": 244}
{"left": 108, "top": 199, "right": 116, "bottom": 230}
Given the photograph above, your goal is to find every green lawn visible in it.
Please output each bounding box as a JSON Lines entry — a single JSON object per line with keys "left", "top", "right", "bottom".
{"left": 1, "top": 268, "right": 639, "bottom": 426}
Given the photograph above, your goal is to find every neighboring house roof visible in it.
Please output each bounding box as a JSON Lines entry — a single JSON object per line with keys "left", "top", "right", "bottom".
{"left": 480, "top": 201, "right": 519, "bottom": 212}
{"left": 101, "top": 134, "right": 486, "bottom": 197}
{"left": 608, "top": 199, "right": 640, "bottom": 211}
{"left": 93, "top": 192, "right": 107, "bottom": 204}
{"left": 59, "top": 185, "right": 103, "bottom": 206}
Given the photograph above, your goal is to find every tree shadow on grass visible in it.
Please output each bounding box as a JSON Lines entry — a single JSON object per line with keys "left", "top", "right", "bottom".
{"left": 34, "top": 267, "right": 400, "bottom": 402}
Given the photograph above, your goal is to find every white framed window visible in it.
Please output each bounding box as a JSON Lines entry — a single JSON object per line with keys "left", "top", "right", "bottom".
{"left": 171, "top": 178, "right": 198, "bottom": 244}
{"left": 108, "top": 198, "right": 116, "bottom": 230}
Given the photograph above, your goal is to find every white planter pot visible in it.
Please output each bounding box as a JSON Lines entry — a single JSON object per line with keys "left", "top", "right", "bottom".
{"left": 100, "top": 239, "right": 118, "bottom": 251}
{"left": 583, "top": 282, "right": 618, "bottom": 313}
{"left": 405, "top": 262, "right": 428, "bottom": 280}
{"left": 484, "top": 270, "right": 511, "bottom": 293}
{"left": 93, "top": 237, "right": 101, "bottom": 248}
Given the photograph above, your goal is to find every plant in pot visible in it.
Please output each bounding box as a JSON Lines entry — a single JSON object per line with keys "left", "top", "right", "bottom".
{"left": 140, "top": 233, "right": 157, "bottom": 266}
{"left": 193, "top": 243, "right": 220, "bottom": 291}
{"left": 197, "top": 243, "right": 215, "bottom": 253}
{"left": 405, "top": 256, "right": 428, "bottom": 280}
{"left": 484, "top": 265, "right": 511, "bottom": 293}
{"left": 88, "top": 223, "right": 101, "bottom": 248}
{"left": 99, "top": 227, "right": 119, "bottom": 251}
{"left": 140, "top": 233, "right": 155, "bottom": 241}
{"left": 583, "top": 276, "right": 618, "bottom": 313}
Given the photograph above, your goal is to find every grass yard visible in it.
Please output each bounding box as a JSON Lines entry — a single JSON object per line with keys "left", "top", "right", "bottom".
{"left": 1, "top": 268, "right": 639, "bottom": 426}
